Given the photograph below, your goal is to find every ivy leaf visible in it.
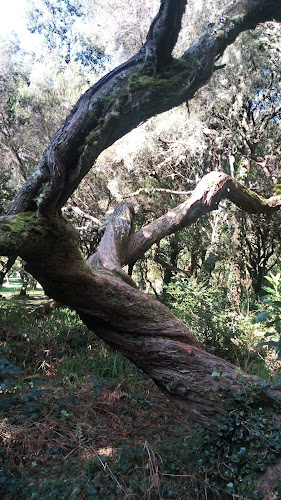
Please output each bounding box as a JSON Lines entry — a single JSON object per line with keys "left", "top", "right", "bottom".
{"left": 254, "top": 311, "right": 269, "bottom": 323}
{"left": 271, "top": 301, "right": 281, "bottom": 308}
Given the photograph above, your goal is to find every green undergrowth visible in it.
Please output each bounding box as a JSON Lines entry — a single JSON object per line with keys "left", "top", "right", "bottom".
{"left": 165, "top": 278, "right": 273, "bottom": 377}
{"left": 1, "top": 295, "right": 281, "bottom": 499}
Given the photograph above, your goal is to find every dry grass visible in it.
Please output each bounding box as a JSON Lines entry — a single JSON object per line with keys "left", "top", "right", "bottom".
{"left": 1, "top": 372, "right": 190, "bottom": 467}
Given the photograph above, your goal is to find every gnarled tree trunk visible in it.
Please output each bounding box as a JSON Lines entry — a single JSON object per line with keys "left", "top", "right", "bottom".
{"left": 0, "top": 0, "right": 281, "bottom": 433}
{"left": 3, "top": 171, "right": 281, "bottom": 431}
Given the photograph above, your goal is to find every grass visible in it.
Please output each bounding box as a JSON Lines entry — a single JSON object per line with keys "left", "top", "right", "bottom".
{"left": 0, "top": 286, "right": 201, "bottom": 499}
{"left": 0, "top": 278, "right": 44, "bottom": 298}
{"left": 1, "top": 283, "right": 281, "bottom": 499}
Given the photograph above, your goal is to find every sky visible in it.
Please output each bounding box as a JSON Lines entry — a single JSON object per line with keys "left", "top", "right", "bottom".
{"left": 0, "top": 0, "right": 37, "bottom": 50}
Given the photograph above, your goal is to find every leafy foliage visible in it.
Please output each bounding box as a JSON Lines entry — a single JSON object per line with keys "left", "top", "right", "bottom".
{"left": 0, "top": 253, "right": 281, "bottom": 499}
{"left": 27, "top": 0, "right": 108, "bottom": 68}
{"left": 165, "top": 277, "right": 267, "bottom": 373}
{"left": 0, "top": 172, "right": 15, "bottom": 215}
{"left": 0, "top": 347, "right": 21, "bottom": 390}
{"left": 255, "top": 271, "right": 281, "bottom": 360}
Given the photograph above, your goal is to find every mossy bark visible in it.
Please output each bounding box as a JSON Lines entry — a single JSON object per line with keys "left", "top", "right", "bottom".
{"left": 1, "top": 1, "right": 281, "bottom": 494}
{"left": 9, "top": 181, "right": 280, "bottom": 431}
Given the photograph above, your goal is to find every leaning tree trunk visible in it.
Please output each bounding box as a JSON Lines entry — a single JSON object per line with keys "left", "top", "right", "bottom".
{"left": 0, "top": 0, "right": 279, "bottom": 428}
{"left": 0, "top": 256, "right": 16, "bottom": 288}
{"left": 1, "top": 0, "right": 281, "bottom": 493}
{"left": 3, "top": 171, "right": 281, "bottom": 429}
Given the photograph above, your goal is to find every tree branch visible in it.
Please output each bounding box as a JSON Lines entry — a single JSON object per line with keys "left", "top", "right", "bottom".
{"left": 125, "top": 172, "right": 281, "bottom": 266}
{"left": 62, "top": 205, "right": 103, "bottom": 226}
{"left": 85, "top": 172, "right": 281, "bottom": 272}
{"left": 124, "top": 187, "right": 192, "bottom": 198}
{"left": 153, "top": 246, "right": 190, "bottom": 278}
{"left": 87, "top": 203, "right": 137, "bottom": 287}
{"left": 144, "top": 0, "right": 187, "bottom": 70}
{"left": 7, "top": 0, "right": 281, "bottom": 216}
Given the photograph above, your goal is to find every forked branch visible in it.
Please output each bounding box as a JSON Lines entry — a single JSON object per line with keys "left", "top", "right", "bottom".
{"left": 7, "top": 0, "right": 281, "bottom": 217}
{"left": 87, "top": 172, "right": 281, "bottom": 276}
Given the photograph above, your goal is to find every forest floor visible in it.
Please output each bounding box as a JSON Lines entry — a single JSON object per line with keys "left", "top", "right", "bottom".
{"left": 0, "top": 282, "right": 201, "bottom": 500}
{"left": 0, "top": 281, "right": 281, "bottom": 499}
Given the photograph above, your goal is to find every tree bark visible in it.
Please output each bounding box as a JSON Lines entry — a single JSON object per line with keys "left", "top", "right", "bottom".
{"left": 1, "top": 172, "right": 281, "bottom": 431}
{"left": 0, "top": 256, "right": 16, "bottom": 288}
{"left": 0, "top": 0, "right": 281, "bottom": 432}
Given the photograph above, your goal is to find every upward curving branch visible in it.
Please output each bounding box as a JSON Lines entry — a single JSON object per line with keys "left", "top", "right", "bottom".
{"left": 145, "top": 0, "right": 187, "bottom": 69}
{"left": 86, "top": 171, "right": 281, "bottom": 273}
{"left": 7, "top": 0, "right": 281, "bottom": 217}
{"left": 125, "top": 172, "right": 281, "bottom": 265}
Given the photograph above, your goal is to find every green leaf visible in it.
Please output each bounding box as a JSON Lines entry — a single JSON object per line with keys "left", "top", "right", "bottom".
{"left": 263, "top": 286, "right": 275, "bottom": 294}
{"left": 275, "top": 321, "right": 281, "bottom": 334}
{"left": 276, "top": 339, "right": 281, "bottom": 352}
{"left": 272, "top": 301, "right": 281, "bottom": 308}
{"left": 254, "top": 311, "right": 269, "bottom": 323}
{"left": 264, "top": 332, "right": 274, "bottom": 338}
{"left": 266, "top": 340, "right": 278, "bottom": 347}
{"left": 265, "top": 320, "right": 277, "bottom": 328}
{"left": 256, "top": 341, "right": 277, "bottom": 348}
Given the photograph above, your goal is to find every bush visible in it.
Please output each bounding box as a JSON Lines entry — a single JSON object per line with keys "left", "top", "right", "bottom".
{"left": 255, "top": 271, "right": 281, "bottom": 363}
{"left": 165, "top": 277, "right": 266, "bottom": 372}
{"left": 0, "top": 347, "right": 21, "bottom": 390}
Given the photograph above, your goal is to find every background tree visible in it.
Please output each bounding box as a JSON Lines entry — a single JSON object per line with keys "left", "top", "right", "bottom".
{"left": 27, "top": 0, "right": 108, "bottom": 69}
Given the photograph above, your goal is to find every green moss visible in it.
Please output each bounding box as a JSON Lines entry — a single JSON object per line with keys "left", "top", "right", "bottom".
{"left": 169, "top": 57, "right": 189, "bottom": 72}
{"left": 129, "top": 74, "right": 173, "bottom": 92}
{"left": 229, "top": 14, "right": 245, "bottom": 26}
{"left": 103, "top": 93, "right": 115, "bottom": 112}
{"left": 85, "top": 129, "right": 100, "bottom": 145}
{"left": 78, "top": 106, "right": 107, "bottom": 155}
{"left": 1, "top": 224, "right": 11, "bottom": 232}
{"left": 77, "top": 145, "right": 85, "bottom": 154}
{"left": 0, "top": 212, "right": 46, "bottom": 255}
{"left": 1, "top": 212, "right": 37, "bottom": 235}
{"left": 0, "top": 234, "right": 14, "bottom": 253}
{"left": 274, "top": 184, "right": 281, "bottom": 195}
{"left": 244, "top": 187, "right": 265, "bottom": 204}
{"left": 128, "top": 58, "right": 192, "bottom": 93}
{"left": 10, "top": 217, "right": 26, "bottom": 233}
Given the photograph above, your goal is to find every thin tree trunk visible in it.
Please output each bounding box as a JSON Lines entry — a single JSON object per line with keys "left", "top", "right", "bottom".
{"left": 0, "top": 256, "right": 16, "bottom": 288}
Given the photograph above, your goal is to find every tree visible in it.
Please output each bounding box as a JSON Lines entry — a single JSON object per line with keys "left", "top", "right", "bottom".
{"left": 1, "top": 0, "right": 281, "bottom": 437}
{"left": 0, "top": 40, "right": 30, "bottom": 181}
{"left": 27, "top": 0, "right": 108, "bottom": 69}
{"left": 0, "top": 34, "right": 98, "bottom": 193}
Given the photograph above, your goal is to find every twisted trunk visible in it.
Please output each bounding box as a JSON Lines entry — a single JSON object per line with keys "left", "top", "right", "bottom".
{"left": 2, "top": 172, "right": 280, "bottom": 430}
{"left": 0, "top": 0, "right": 281, "bottom": 433}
